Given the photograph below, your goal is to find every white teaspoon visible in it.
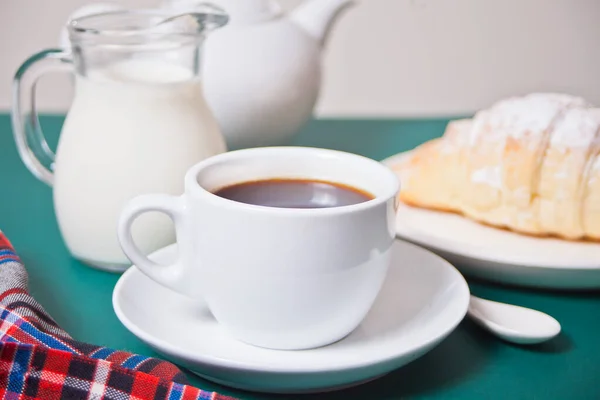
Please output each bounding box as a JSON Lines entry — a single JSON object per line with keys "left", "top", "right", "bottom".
{"left": 468, "top": 295, "right": 561, "bottom": 345}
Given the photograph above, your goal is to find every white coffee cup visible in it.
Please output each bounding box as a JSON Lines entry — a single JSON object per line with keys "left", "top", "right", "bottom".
{"left": 117, "top": 146, "right": 400, "bottom": 350}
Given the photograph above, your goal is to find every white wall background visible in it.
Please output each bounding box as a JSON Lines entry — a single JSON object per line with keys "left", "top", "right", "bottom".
{"left": 1, "top": 0, "right": 599, "bottom": 117}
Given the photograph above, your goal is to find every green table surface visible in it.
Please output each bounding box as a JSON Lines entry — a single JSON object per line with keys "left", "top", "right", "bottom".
{"left": 1, "top": 114, "right": 599, "bottom": 399}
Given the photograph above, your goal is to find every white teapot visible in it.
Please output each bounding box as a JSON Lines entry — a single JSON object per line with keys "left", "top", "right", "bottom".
{"left": 63, "top": 0, "right": 354, "bottom": 149}
{"left": 163, "top": 0, "right": 354, "bottom": 149}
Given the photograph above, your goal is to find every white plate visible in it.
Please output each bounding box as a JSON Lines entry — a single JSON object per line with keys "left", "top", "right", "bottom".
{"left": 383, "top": 151, "right": 600, "bottom": 290}
{"left": 112, "top": 240, "right": 469, "bottom": 394}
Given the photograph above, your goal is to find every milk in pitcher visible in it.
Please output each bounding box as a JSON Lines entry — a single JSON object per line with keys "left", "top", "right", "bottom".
{"left": 11, "top": 9, "right": 229, "bottom": 271}
{"left": 54, "top": 59, "right": 226, "bottom": 269}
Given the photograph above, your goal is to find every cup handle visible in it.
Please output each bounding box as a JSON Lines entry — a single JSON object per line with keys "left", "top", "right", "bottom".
{"left": 118, "top": 194, "right": 193, "bottom": 296}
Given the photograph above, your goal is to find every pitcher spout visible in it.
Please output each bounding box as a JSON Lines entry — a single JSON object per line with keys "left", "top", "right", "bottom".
{"left": 290, "top": 0, "right": 354, "bottom": 47}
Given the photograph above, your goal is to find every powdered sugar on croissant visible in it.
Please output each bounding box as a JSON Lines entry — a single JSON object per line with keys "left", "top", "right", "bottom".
{"left": 391, "top": 93, "right": 600, "bottom": 241}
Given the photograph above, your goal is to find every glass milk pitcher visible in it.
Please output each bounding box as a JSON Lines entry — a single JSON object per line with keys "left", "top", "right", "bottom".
{"left": 11, "top": 8, "right": 228, "bottom": 272}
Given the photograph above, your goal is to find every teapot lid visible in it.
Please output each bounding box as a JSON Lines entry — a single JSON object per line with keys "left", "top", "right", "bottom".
{"left": 166, "top": 0, "right": 281, "bottom": 24}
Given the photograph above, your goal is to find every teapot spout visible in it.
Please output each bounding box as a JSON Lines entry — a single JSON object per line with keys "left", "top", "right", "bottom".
{"left": 290, "top": 0, "right": 354, "bottom": 47}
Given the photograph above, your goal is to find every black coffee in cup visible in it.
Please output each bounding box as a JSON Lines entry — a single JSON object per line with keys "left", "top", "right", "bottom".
{"left": 212, "top": 178, "right": 374, "bottom": 209}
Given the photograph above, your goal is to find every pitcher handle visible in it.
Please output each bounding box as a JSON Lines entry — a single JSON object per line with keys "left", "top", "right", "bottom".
{"left": 11, "top": 49, "right": 72, "bottom": 186}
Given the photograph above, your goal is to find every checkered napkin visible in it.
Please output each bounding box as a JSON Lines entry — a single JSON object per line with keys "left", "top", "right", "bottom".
{"left": 0, "top": 232, "right": 237, "bottom": 400}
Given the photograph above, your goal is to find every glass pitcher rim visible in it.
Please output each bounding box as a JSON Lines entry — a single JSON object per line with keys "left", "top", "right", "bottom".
{"left": 66, "top": 7, "right": 229, "bottom": 46}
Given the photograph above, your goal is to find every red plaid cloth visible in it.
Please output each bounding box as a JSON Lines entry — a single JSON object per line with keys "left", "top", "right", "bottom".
{"left": 0, "top": 231, "right": 237, "bottom": 400}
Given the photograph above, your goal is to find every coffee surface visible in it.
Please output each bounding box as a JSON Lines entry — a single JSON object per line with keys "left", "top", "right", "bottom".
{"left": 213, "top": 178, "right": 373, "bottom": 209}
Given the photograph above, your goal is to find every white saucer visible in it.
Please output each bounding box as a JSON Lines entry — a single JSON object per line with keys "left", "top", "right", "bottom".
{"left": 112, "top": 240, "right": 469, "bottom": 394}
{"left": 383, "top": 151, "right": 600, "bottom": 290}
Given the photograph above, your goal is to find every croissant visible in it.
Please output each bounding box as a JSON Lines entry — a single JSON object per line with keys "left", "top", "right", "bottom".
{"left": 390, "top": 93, "right": 600, "bottom": 241}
